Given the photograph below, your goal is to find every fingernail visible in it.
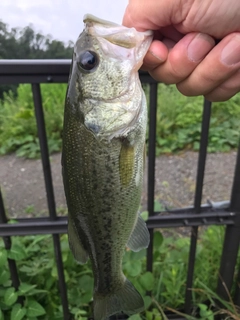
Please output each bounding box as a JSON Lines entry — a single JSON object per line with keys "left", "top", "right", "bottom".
{"left": 187, "top": 33, "right": 215, "bottom": 62}
{"left": 221, "top": 35, "right": 240, "bottom": 66}
{"left": 149, "top": 50, "right": 164, "bottom": 62}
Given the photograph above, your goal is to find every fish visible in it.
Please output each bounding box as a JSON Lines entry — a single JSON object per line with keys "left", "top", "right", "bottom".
{"left": 62, "top": 14, "right": 153, "bottom": 320}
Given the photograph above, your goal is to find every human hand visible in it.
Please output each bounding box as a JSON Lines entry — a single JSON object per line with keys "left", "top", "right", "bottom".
{"left": 123, "top": 0, "right": 240, "bottom": 101}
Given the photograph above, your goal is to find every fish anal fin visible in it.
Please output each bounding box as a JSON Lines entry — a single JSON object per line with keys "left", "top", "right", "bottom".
{"left": 119, "top": 143, "right": 135, "bottom": 187}
{"left": 127, "top": 214, "right": 150, "bottom": 252}
{"left": 68, "top": 214, "right": 88, "bottom": 264}
{"left": 93, "top": 278, "right": 144, "bottom": 320}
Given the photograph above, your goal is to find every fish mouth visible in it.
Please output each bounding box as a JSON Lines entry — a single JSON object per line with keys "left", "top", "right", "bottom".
{"left": 83, "top": 14, "right": 120, "bottom": 28}
{"left": 83, "top": 14, "right": 153, "bottom": 51}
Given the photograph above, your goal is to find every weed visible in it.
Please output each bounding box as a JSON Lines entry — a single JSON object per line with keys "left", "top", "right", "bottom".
{"left": 150, "top": 84, "right": 240, "bottom": 155}
{"left": 0, "top": 83, "right": 240, "bottom": 158}
{"left": 1, "top": 226, "right": 239, "bottom": 319}
{"left": 0, "top": 84, "right": 66, "bottom": 158}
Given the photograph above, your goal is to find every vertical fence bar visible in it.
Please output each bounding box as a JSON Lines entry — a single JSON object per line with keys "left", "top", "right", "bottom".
{"left": 31, "top": 83, "right": 70, "bottom": 320}
{"left": 234, "top": 250, "right": 240, "bottom": 306}
{"left": 234, "top": 277, "right": 240, "bottom": 307}
{"left": 0, "top": 188, "right": 20, "bottom": 290}
{"left": 184, "top": 99, "right": 212, "bottom": 313}
{"left": 217, "top": 141, "right": 240, "bottom": 301}
{"left": 147, "top": 82, "right": 158, "bottom": 272}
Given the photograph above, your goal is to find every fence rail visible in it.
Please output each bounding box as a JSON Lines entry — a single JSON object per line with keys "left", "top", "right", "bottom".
{"left": 0, "top": 59, "right": 240, "bottom": 319}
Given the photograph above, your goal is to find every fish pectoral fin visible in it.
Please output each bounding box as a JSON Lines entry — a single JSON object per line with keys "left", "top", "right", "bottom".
{"left": 127, "top": 214, "right": 150, "bottom": 252}
{"left": 68, "top": 214, "right": 89, "bottom": 264}
{"left": 93, "top": 278, "right": 144, "bottom": 320}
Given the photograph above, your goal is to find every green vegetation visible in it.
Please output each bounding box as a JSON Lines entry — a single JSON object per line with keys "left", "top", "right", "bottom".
{"left": 0, "top": 20, "right": 73, "bottom": 100}
{"left": 153, "top": 84, "right": 240, "bottom": 155}
{"left": 0, "top": 83, "right": 240, "bottom": 158}
{"left": 0, "top": 84, "right": 66, "bottom": 158}
{"left": 0, "top": 225, "right": 239, "bottom": 319}
{"left": 0, "top": 20, "right": 73, "bottom": 60}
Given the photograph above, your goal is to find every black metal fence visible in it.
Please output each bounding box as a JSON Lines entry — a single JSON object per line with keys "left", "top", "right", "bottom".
{"left": 0, "top": 60, "right": 240, "bottom": 320}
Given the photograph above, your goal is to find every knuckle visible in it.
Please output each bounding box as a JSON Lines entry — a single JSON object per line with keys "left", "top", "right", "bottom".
{"left": 176, "top": 83, "right": 196, "bottom": 96}
{"left": 205, "top": 87, "right": 240, "bottom": 102}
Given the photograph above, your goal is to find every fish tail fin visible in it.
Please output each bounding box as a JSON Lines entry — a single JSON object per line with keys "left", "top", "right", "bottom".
{"left": 93, "top": 278, "right": 144, "bottom": 320}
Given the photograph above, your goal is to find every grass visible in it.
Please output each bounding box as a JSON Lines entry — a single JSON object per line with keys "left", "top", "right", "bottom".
{"left": 151, "top": 84, "right": 240, "bottom": 155}
{"left": 0, "top": 84, "right": 65, "bottom": 158}
{"left": 0, "top": 83, "right": 240, "bottom": 158}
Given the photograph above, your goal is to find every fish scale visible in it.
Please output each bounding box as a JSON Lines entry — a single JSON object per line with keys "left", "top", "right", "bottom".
{"left": 62, "top": 14, "right": 153, "bottom": 320}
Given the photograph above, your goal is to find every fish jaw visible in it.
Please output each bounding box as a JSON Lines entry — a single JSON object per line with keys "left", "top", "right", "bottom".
{"left": 83, "top": 13, "right": 153, "bottom": 69}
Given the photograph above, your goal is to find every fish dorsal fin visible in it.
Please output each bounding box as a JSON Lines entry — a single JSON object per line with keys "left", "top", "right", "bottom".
{"left": 127, "top": 214, "right": 150, "bottom": 252}
{"left": 68, "top": 214, "right": 89, "bottom": 264}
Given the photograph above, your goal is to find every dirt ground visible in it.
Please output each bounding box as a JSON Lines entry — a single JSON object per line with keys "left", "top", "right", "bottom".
{"left": 0, "top": 151, "right": 237, "bottom": 218}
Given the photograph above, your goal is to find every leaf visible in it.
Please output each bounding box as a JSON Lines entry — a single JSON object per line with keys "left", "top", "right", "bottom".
{"left": 139, "top": 272, "right": 154, "bottom": 291}
{"left": 153, "top": 231, "right": 164, "bottom": 249}
{"left": 10, "top": 303, "right": 26, "bottom": 320}
{"left": 124, "top": 260, "right": 142, "bottom": 277}
{"left": 18, "top": 283, "right": 36, "bottom": 294}
{"left": 4, "top": 287, "right": 18, "bottom": 306}
{"left": 80, "top": 291, "right": 93, "bottom": 304}
{"left": 154, "top": 201, "right": 164, "bottom": 212}
{"left": 128, "top": 315, "right": 142, "bottom": 320}
{"left": 26, "top": 300, "right": 46, "bottom": 317}
{"left": 18, "top": 265, "right": 33, "bottom": 274}
{"left": 0, "top": 269, "right": 10, "bottom": 285}
{"left": 78, "top": 275, "right": 94, "bottom": 292}
{"left": 131, "top": 249, "right": 146, "bottom": 261}
{"left": 8, "top": 244, "right": 26, "bottom": 261}
{"left": 146, "top": 310, "right": 154, "bottom": 320}
{"left": 26, "top": 288, "right": 48, "bottom": 296}
{"left": 143, "top": 295, "right": 152, "bottom": 309}
{"left": 198, "top": 303, "right": 208, "bottom": 311}
{"left": 140, "top": 211, "right": 148, "bottom": 221}
{"left": 51, "top": 265, "right": 58, "bottom": 278}
{"left": 0, "top": 309, "right": 4, "bottom": 320}
{"left": 0, "top": 249, "right": 8, "bottom": 267}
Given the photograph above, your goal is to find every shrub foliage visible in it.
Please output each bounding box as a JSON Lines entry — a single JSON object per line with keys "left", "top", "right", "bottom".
{"left": 0, "top": 83, "right": 240, "bottom": 158}
{"left": 1, "top": 226, "right": 237, "bottom": 320}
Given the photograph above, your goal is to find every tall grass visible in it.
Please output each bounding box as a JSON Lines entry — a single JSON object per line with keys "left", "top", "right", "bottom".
{"left": 153, "top": 84, "right": 240, "bottom": 155}
{"left": 0, "top": 84, "right": 66, "bottom": 158}
{"left": 0, "top": 83, "right": 240, "bottom": 158}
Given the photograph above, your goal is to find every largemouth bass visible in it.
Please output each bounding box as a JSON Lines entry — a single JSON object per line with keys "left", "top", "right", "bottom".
{"left": 62, "top": 14, "right": 153, "bottom": 320}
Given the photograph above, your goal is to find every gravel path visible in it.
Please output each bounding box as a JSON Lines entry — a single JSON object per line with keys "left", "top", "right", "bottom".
{"left": 0, "top": 151, "right": 237, "bottom": 218}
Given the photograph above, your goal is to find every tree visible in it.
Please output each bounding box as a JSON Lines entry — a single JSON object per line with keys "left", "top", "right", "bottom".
{"left": 0, "top": 20, "right": 74, "bottom": 99}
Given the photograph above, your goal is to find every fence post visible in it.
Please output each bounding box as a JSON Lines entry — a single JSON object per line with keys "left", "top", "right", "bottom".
{"left": 0, "top": 188, "right": 21, "bottom": 291}
{"left": 184, "top": 99, "right": 212, "bottom": 313}
{"left": 31, "top": 83, "right": 71, "bottom": 320}
{"left": 147, "top": 82, "right": 158, "bottom": 272}
{"left": 217, "top": 142, "right": 240, "bottom": 301}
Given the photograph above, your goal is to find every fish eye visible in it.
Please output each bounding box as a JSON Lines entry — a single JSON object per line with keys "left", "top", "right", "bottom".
{"left": 78, "top": 50, "right": 99, "bottom": 72}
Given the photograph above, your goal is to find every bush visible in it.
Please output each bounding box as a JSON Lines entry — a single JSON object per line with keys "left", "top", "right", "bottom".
{"left": 1, "top": 226, "right": 238, "bottom": 319}
{"left": 0, "top": 83, "right": 240, "bottom": 158}
{"left": 0, "top": 84, "right": 66, "bottom": 158}
{"left": 153, "top": 84, "right": 240, "bottom": 155}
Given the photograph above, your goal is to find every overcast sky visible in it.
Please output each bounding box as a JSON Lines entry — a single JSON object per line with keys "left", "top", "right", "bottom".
{"left": 1, "top": 0, "right": 129, "bottom": 43}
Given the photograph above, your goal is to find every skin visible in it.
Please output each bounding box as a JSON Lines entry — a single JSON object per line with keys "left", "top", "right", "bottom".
{"left": 122, "top": 0, "right": 240, "bottom": 101}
